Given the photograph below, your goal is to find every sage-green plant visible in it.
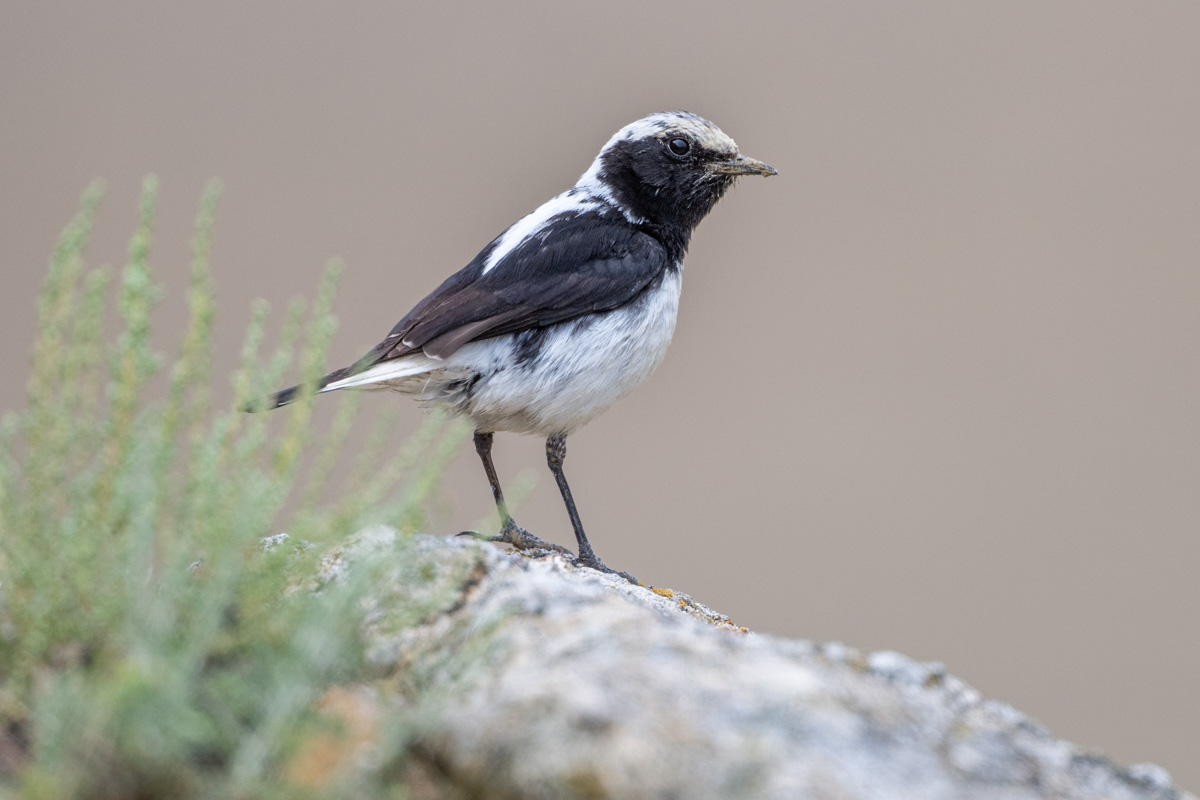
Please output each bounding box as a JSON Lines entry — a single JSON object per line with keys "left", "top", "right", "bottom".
{"left": 0, "top": 180, "right": 466, "bottom": 798}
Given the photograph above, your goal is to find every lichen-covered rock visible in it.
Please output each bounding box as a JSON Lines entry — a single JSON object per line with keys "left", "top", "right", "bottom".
{"left": 336, "top": 529, "right": 1193, "bottom": 800}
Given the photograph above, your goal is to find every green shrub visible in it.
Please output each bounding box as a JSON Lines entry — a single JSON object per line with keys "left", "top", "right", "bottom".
{"left": 0, "top": 179, "right": 465, "bottom": 798}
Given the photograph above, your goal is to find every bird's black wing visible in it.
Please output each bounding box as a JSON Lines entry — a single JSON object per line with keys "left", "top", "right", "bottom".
{"left": 366, "top": 210, "right": 670, "bottom": 363}
{"left": 252, "top": 211, "right": 670, "bottom": 410}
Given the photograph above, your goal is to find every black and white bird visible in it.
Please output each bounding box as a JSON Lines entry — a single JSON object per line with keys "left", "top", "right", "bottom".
{"left": 252, "top": 111, "right": 777, "bottom": 582}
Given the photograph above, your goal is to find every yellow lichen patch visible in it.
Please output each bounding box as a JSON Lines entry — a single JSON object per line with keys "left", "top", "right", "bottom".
{"left": 650, "top": 587, "right": 674, "bottom": 599}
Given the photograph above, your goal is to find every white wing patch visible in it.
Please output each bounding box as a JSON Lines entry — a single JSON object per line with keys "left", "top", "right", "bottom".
{"left": 481, "top": 191, "right": 599, "bottom": 275}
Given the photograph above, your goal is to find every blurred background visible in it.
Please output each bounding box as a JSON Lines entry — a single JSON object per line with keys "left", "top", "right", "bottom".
{"left": 2, "top": 0, "right": 1197, "bottom": 787}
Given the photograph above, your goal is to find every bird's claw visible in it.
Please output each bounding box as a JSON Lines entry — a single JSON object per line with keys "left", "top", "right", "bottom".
{"left": 498, "top": 521, "right": 574, "bottom": 555}
{"left": 459, "top": 525, "right": 638, "bottom": 584}
{"left": 574, "top": 555, "right": 640, "bottom": 586}
{"left": 458, "top": 522, "right": 572, "bottom": 557}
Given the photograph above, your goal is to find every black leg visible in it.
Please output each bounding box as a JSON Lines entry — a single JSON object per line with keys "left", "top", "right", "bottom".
{"left": 546, "top": 434, "right": 638, "bottom": 584}
{"left": 474, "top": 431, "right": 512, "bottom": 525}
{"left": 463, "top": 430, "right": 569, "bottom": 555}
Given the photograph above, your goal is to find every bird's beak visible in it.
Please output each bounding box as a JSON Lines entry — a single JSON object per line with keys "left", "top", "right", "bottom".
{"left": 712, "top": 154, "right": 779, "bottom": 177}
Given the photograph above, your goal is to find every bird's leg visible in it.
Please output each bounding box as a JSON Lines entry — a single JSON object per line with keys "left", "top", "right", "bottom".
{"left": 462, "top": 430, "right": 569, "bottom": 555}
{"left": 545, "top": 434, "right": 639, "bottom": 584}
{"left": 474, "top": 430, "right": 513, "bottom": 525}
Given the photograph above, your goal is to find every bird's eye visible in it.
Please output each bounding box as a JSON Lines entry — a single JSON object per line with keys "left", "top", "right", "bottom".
{"left": 667, "top": 137, "right": 691, "bottom": 156}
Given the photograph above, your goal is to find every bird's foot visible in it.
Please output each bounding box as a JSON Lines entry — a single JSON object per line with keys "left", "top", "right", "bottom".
{"left": 457, "top": 526, "right": 639, "bottom": 585}
{"left": 574, "top": 554, "right": 640, "bottom": 586}
{"left": 457, "top": 521, "right": 573, "bottom": 557}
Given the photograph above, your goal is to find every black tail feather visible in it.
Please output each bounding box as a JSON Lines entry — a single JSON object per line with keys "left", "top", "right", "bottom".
{"left": 240, "top": 364, "right": 357, "bottom": 413}
{"left": 239, "top": 384, "right": 299, "bottom": 413}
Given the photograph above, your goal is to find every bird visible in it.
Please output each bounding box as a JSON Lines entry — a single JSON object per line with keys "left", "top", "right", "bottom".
{"left": 249, "top": 111, "right": 777, "bottom": 583}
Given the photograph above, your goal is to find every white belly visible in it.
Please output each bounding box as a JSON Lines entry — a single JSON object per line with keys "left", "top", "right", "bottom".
{"left": 448, "top": 269, "right": 683, "bottom": 436}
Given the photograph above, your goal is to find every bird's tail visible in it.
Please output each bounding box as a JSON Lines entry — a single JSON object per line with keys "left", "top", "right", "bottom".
{"left": 241, "top": 356, "right": 438, "bottom": 412}
{"left": 241, "top": 364, "right": 352, "bottom": 412}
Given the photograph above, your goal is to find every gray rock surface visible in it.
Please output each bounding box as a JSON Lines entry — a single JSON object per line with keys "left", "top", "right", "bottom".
{"left": 326, "top": 528, "right": 1193, "bottom": 800}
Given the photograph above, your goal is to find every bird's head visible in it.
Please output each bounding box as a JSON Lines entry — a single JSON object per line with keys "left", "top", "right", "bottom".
{"left": 578, "top": 111, "right": 777, "bottom": 232}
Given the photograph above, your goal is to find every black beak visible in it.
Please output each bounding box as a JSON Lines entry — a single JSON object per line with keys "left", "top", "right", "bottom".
{"left": 712, "top": 154, "right": 779, "bottom": 177}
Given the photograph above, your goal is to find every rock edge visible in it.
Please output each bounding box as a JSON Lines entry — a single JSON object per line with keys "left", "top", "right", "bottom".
{"left": 323, "top": 528, "right": 1193, "bottom": 800}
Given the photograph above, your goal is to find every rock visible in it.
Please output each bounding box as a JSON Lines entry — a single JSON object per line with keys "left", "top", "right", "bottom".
{"left": 328, "top": 528, "right": 1193, "bottom": 800}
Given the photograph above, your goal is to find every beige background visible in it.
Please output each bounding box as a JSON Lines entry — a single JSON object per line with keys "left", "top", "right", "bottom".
{"left": 2, "top": 1, "right": 1197, "bottom": 787}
